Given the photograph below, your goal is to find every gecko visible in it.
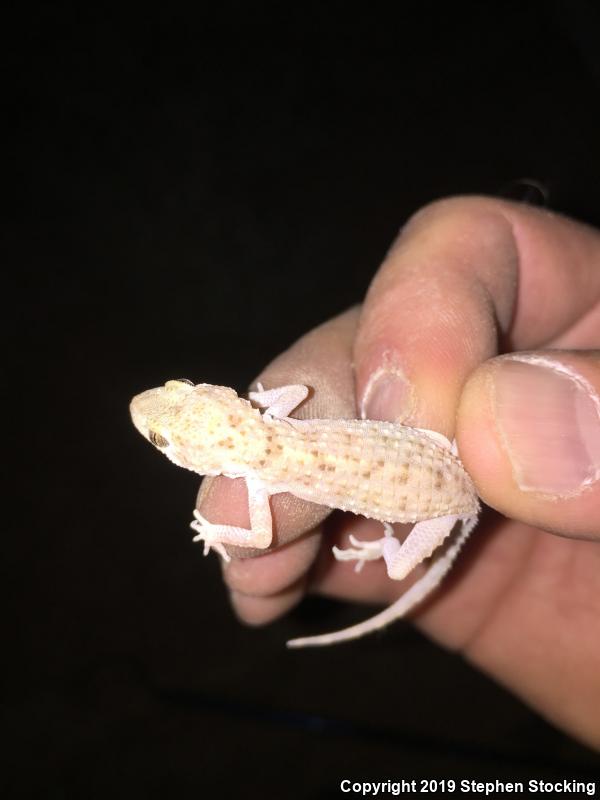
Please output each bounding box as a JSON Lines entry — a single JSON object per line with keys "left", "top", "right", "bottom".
{"left": 130, "top": 379, "right": 479, "bottom": 648}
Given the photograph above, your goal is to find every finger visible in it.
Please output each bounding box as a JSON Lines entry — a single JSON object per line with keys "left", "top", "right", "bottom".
{"left": 229, "top": 581, "right": 308, "bottom": 626}
{"left": 222, "top": 514, "right": 399, "bottom": 624}
{"left": 458, "top": 351, "right": 600, "bottom": 539}
{"left": 223, "top": 527, "right": 322, "bottom": 625}
{"left": 197, "top": 307, "right": 360, "bottom": 623}
{"left": 354, "top": 196, "right": 600, "bottom": 433}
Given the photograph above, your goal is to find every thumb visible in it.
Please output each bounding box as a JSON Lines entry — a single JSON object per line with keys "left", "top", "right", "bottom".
{"left": 457, "top": 352, "right": 600, "bottom": 539}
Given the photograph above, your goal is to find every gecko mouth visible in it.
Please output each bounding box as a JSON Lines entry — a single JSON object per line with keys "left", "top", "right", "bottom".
{"left": 129, "top": 394, "right": 150, "bottom": 439}
{"left": 129, "top": 388, "right": 167, "bottom": 441}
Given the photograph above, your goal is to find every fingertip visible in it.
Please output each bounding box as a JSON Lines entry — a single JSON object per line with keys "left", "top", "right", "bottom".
{"left": 222, "top": 527, "right": 322, "bottom": 596}
{"left": 228, "top": 582, "right": 306, "bottom": 626}
{"left": 354, "top": 196, "right": 516, "bottom": 432}
{"left": 457, "top": 353, "right": 600, "bottom": 539}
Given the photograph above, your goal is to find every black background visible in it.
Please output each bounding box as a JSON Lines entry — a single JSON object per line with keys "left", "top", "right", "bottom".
{"left": 6, "top": 2, "right": 600, "bottom": 797}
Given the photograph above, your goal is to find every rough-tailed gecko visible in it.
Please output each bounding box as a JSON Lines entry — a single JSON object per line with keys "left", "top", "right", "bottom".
{"left": 130, "top": 379, "right": 479, "bottom": 647}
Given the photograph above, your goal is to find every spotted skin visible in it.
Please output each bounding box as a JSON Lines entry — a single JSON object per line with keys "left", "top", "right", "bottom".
{"left": 130, "top": 380, "right": 479, "bottom": 647}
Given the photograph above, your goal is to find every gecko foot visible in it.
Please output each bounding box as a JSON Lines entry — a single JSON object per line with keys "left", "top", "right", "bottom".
{"left": 190, "top": 510, "right": 232, "bottom": 562}
{"left": 332, "top": 522, "right": 395, "bottom": 573}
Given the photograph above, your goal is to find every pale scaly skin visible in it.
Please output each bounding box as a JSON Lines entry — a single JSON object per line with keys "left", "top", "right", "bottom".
{"left": 130, "top": 379, "right": 479, "bottom": 647}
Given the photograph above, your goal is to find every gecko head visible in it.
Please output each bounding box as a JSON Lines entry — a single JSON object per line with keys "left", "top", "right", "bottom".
{"left": 129, "top": 378, "right": 198, "bottom": 459}
{"left": 129, "top": 379, "right": 244, "bottom": 473}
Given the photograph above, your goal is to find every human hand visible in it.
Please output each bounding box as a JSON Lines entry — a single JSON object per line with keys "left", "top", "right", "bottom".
{"left": 197, "top": 196, "right": 600, "bottom": 749}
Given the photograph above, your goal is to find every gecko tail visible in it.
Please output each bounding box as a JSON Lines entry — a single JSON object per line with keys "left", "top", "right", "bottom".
{"left": 286, "top": 514, "right": 477, "bottom": 649}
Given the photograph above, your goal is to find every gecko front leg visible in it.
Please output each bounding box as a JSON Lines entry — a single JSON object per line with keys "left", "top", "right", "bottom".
{"left": 191, "top": 385, "right": 308, "bottom": 560}
{"left": 248, "top": 383, "right": 309, "bottom": 420}
{"left": 191, "top": 477, "right": 273, "bottom": 561}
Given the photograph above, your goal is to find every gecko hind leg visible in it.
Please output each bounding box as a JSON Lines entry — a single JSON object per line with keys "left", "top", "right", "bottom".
{"left": 332, "top": 522, "right": 395, "bottom": 572}
{"left": 379, "top": 514, "right": 464, "bottom": 581}
{"left": 334, "top": 514, "right": 472, "bottom": 582}
{"left": 288, "top": 515, "right": 476, "bottom": 648}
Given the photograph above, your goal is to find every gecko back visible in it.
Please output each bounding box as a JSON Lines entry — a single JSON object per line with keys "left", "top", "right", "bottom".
{"left": 256, "top": 417, "right": 478, "bottom": 524}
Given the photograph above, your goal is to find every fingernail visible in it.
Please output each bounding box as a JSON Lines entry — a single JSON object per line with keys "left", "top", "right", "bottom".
{"left": 493, "top": 356, "right": 600, "bottom": 494}
{"left": 361, "top": 367, "right": 413, "bottom": 422}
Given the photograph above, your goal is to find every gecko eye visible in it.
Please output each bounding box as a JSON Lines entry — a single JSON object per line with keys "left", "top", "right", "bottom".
{"left": 174, "top": 378, "right": 194, "bottom": 386}
{"left": 149, "top": 430, "right": 170, "bottom": 448}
